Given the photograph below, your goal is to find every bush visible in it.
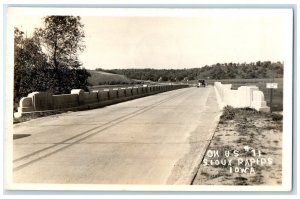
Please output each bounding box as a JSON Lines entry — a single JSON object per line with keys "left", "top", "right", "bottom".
{"left": 14, "top": 68, "right": 90, "bottom": 107}
{"left": 271, "top": 113, "right": 283, "bottom": 121}
{"left": 220, "top": 106, "right": 236, "bottom": 120}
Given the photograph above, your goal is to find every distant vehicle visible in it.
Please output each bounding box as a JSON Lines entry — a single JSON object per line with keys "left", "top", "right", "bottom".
{"left": 197, "top": 80, "right": 206, "bottom": 87}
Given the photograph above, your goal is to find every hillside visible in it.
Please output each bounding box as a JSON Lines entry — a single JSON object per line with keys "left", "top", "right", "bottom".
{"left": 87, "top": 70, "right": 133, "bottom": 86}
{"left": 97, "top": 61, "right": 283, "bottom": 82}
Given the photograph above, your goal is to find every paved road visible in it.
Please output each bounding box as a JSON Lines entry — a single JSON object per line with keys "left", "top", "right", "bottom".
{"left": 12, "top": 86, "right": 221, "bottom": 185}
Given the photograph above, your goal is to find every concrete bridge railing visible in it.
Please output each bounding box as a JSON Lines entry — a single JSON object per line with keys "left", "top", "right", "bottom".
{"left": 14, "top": 84, "right": 189, "bottom": 118}
{"left": 214, "top": 82, "right": 270, "bottom": 112}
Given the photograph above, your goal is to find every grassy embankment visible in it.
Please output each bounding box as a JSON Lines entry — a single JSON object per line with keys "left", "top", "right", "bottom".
{"left": 193, "top": 106, "right": 283, "bottom": 185}
{"left": 87, "top": 70, "right": 133, "bottom": 85}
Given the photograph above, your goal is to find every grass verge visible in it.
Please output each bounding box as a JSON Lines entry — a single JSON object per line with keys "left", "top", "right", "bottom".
{"left": 193, "top": 106, "right": 282, "bottom": 185}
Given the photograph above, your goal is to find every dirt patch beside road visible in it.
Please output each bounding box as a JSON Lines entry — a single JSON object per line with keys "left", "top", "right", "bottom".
{"left": 192, "top": 106, "right": 282, "bottom": 185}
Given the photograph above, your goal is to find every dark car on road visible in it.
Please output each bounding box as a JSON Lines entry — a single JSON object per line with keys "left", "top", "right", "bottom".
{"left": 197, "top": 80, "right": 206, "bottom": 87}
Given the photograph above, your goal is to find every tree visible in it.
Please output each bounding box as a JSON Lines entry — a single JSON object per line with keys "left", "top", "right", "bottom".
{"left": 14, "top": 16, "right": 90, "bottom": 110}
{"left": 39, "top": 16, "right": 85, "bottom": 69}
{"left": 14, "top": 28, "right": 50, "bottom": 106}
{"left": 14, "top": 28, "right": 49, "bottom": 72}
{"left": 38, "top": 16, "right": 86, "bottom": 93}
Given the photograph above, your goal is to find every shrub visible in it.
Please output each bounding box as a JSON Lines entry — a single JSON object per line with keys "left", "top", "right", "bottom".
{"left": 271, "top": 113, "right": 283, "bottom": 121}
{"left": 220, "top": 106, "right": 236, "bottom": 120}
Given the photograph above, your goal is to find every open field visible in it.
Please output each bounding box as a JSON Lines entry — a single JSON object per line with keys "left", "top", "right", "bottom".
{"left": 88, "top": 81, "right": 165, "bottom": 91}
{"left": 88, "top": 84, "right": 137, "bottom": 91}
{"left": 87, "top": 70, "right": 133, "bottom": 86}
{"left": 206, "top": 78, "right": 283, "bottom": 111}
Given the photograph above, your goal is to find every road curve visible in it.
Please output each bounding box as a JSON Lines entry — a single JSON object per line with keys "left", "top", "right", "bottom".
{"left": 12, "top": 86, "right": 221, "bottom": 185}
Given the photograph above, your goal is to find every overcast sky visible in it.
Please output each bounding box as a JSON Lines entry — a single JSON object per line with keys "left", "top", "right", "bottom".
{"left": 11, "top": 9, "right": 289, "bottom": 70}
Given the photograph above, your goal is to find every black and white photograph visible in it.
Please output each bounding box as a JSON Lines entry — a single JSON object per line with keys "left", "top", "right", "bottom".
{"left": 4, "top": 6, "right": 294, "bottom": 191}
